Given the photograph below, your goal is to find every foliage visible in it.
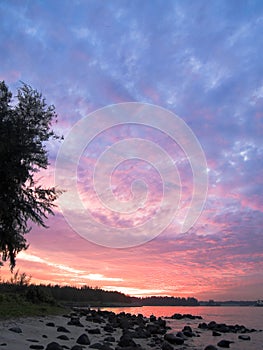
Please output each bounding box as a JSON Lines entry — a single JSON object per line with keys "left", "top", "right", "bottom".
{"left": 0, "top": 81, "right": 62, "bottom": 269}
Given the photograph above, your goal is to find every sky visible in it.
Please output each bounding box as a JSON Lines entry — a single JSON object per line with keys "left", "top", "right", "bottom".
{"left": 0, "top": 0, "right": 263, "bottom": 301}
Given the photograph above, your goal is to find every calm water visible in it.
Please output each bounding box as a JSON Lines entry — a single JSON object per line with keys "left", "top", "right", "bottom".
{"left": 101, "top": 306, "right": 263, "bottom": 330}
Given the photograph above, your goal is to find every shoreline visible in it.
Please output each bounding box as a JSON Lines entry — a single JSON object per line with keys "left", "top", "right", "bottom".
{"left": 0, "top": 308, "right": 262, "bottom": 350}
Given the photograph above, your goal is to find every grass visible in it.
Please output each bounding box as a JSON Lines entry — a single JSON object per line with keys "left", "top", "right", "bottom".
{"left": 0, "top": 293, "right": 69, "bottom": 319}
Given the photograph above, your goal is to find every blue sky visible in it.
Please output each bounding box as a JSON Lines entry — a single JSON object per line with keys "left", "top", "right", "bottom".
{"left": 0, "top": 0, "right": 263, "bottom": 300}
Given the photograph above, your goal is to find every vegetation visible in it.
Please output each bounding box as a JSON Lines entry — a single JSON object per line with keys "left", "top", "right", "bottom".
{"left": 0, "top": 81, "right": 62, "bottom": 269}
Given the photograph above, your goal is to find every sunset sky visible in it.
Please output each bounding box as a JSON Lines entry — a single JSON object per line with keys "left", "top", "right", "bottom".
{"left": 0, "top": 0, "right": 263, "bottom": 301}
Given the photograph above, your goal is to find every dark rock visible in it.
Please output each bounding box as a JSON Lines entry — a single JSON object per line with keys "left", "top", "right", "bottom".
{"left": 118, "top": 334, "right": 137, "bottom": 347}
{"left": 90, "top": 343, "right": 103, "bottom": 349}
{"left": 42, "top": 335, "right": 48, "bottom": 338}
{"left": 76, "top": 333, "right": 90, "bottom": 345}
{"left": 29, "top": 346, "right": 44, "bottom": 349}
{"left": 68, "top": 316, "right": 84, "bottom": 327}
{"left": 204, "top": 346, "right": 218, "bottom": 350}
{"left": 103, "top": 324, "right": 114, "bottom": 332}
{"left": 182, "top": 326, "right": 192, "bottom": 333}
{"left": 183, "top": 330, "right": 193, "bottom": 337}
{"left": 133, "top": 327, "right": 151, "bottom": 339}
{"left": 164, "top": 333, "right": 184, "bottom": 345}
{"left": 213, "top": 331, "right": 222, "bottom": 336}
{"left": 238, "top": 335, "right": 251, "bottom": 340}
{"left": 87, "top": 328, "right": 101, "bottom": 334}
{"left": 57, "top": 326, "right": 70, "bottom": 333}
{"left": 161, "top": 341, "right": 174, "bottom": 350}
{"left": 0, "top": 343, "right": 7, "bottom": 346}
{"left": 46, "top": 322, "right": 55, "bottom": 327}
{"left": 104, "top": 336, "right": 115, "bottom": 342}
{"left": 150, "top": 315, "right": 156, "bottom": 322}
{"left": 46, "top": 342, "right": 63, "bottom": 350}
{"left": 171, "top": 313, "right": 202, "bottom": 320}
{"left": 57, "top": 335, "right": 69, "bottom": 340}
{"left": 199, "top": 322, "right": 208, "bottom": 329}
{"left": 217, "top": 340, "right": 234, "bottom": 348}
{"left": 176, "top": 331, "right": 187, "bottom": 339}
{"left": 71, "top": 346, "right": 83, "bottom": 350}
{"left": 27, "top": 339, "right": 39, "bottom": 342}
{"left": 9, "top": 326, "right": 22, "bottom": 333}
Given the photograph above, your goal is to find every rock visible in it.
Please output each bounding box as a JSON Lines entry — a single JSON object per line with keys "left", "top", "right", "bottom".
{"left": 30, "top": 346, "right": 44, "bottom": 349}
{"left": 161, "top": 341, "right": 174, "bottom": 350}
{"left": 57, "top": 326, "right": 70, "bottom": 333}
{"left": 104, "top": 324, "right": 114, "bottom": 332}
{"left": 204, "top": 346, "right": 218, "bottom": 350}
{"left": 176, "top": 331, "right": 187, "bottom": 339}
{"left": 118, "top": 334, "right": 137, "bottom": 347}
{"left": 238, "top": 335, "right": 251, "bottom": 340}
{"left": 68, "top": 316, "right": 84, "bottom": 327}
{"left": 182, "top": 326, "right": 192, "bottom": 333}
{"left": 76, "top": 333, "right": 90, "bottom": 345}
{"left": 87, "top": 328, "right": 101, "bottom": 334}
{"left": 213, "top": 331, "right": 222, "bottom": 336}
{"left": 57, "top": 335, "right": 69, "bottom": 340}
{"left": 104, "top": 336, "right": 115, "bottom": 342}
{"left": 42, "top": 335, "right": 48, "bottom": 338}
{"left": 0, "top": 343, "right": 7, "bottom": 346}
{"left": 164, "top": 333, "right": 184, "bottom": 345}
{"left": 71, "top": 346, "right": 83, "bottom": 350}
{"left": 46, "top": 342, "right": 63, "bottom": 350}
{"left": 27, "top": 339, "right": 39, "bottom": 342}
{"left": 217, "top": 340, "right": 234, "bottom": 348}
{"left": 90, "top": 343, "right": 103, "bottom": 349}
{"left": 150, "top": 315, "right": 156, "bottom": 322}
{"left": 9, "top": 326, "right": 22, "bottom": 333}
{"left": 46, "top": 322, "right": 55, "bottom": 327}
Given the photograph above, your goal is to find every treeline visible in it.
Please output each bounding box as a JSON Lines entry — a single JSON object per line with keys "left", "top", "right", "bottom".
{"left": 0, "top": 282, "right": 133, "bottom": 305}
{"left": 0, "top": 272, "right": 199, "bottom": 306}
{"left": 140, "top": 296, "right": 199, "bottom": 306}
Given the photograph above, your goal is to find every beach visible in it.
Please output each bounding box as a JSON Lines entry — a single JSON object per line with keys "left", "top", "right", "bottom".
{"left": 0, "top": 308, "right": 262, "bottom": 350}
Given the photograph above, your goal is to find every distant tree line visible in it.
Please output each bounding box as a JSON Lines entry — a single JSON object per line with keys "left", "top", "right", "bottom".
{"left": 140, "top": 296, "right": 199, "bottom": 306}
{"left": 0, "top": 271, "right": 200, "bottom": 306}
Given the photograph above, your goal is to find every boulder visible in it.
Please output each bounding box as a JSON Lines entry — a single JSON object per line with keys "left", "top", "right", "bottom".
{"left": 76, "top": 333, "right": 90, "bottom": 345}
{"left": 217, "top": 340, "right": 234, "bottom": 348}
{"left": 161, "top": 341, "right": 174, "bottom": 350}
{"left": 45, "top": 342, "right": 63, "bottom": 350}
{"left": 204, "top": 346, "right": 218, "bottom": 350}
{"left": 164, "top": 333, "right": 184, "bottom": 345}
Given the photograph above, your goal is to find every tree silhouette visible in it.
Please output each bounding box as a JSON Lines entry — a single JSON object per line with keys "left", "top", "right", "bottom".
{"left": 0, "top": 81, "right": 62, "bottom": 269}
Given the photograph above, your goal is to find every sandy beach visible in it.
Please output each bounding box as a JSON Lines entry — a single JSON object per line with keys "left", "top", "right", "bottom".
{"left": 0, "top": 309, "right": 262, "bottom": 350}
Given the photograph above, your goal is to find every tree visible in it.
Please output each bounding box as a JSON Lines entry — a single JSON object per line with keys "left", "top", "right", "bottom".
{"left": 0, "top": 81, "right": 62, "bottom": 269}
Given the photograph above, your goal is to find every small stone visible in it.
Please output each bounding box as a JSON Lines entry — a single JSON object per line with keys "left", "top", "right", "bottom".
{"left": 238, "top": 335, "right": 251, "bottom": 340}
{"left": 27, "top": 339, "right": 39, "bottom": 342}
{"left": 204, "top": 346, "right": 218, "bottom": 350}
{"left": 57, "top": 335, "right": 69, "bottom": 340}
{"left": 46, "top": 322, "right": 55, "bottom": 327}
{"left": 76, "top": 333, "right": 90, "bottom": 345}
{"left": 217, "top": 340, "right": 234, "bottom": 348}
{"left": 71, "top": 346, "right": 83, "bottom": 350}
{"left": 45, "top": 342, "right": 63, "bottom": 350}
{"left": 57, "top": 326, "right": 70, "bottom": 333}
{"left": 104, "top": 336, "right": 115, "bottom": 342}
{"left": 164, "top": 333, "right": 184, "bottom": 345}
{"left": 87, "top": 328, "right": 101, "bottom": 334}
{"left": 9, "top": 326, "right": 22, "bottom": 333}
{"left": 161, "top": 341, "right": 174, "bottom": 350}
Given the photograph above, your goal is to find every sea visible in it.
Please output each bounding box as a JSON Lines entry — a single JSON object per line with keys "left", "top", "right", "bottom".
{"left": 100, "top": 306, "right": 263, "bottom": 349}
{"left": 101, "top": 306, "right": 263, "bottom": 329}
